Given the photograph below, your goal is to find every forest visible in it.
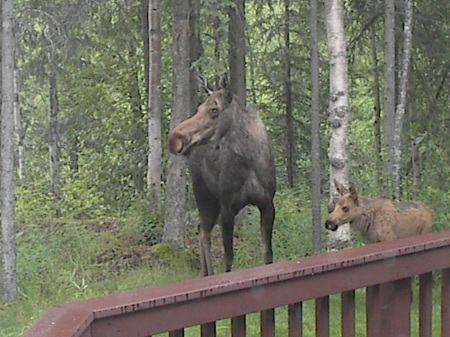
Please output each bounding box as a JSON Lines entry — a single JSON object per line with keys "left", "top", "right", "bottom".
{"left": 0, "top": 0, "right": 450, "bottom": 335}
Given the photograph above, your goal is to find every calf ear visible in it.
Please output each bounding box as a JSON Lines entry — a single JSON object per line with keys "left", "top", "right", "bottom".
{"left": 334, "top": 179, "right": 348, "bottom": 196}
{"left": 218, "top": 73, "right": 232, "bottom": 103}
{"left": 196, "top": 73, "right": 214, "bottom": 95}
{"left": 349, "top": 183, "right": 359, "bottom": 206}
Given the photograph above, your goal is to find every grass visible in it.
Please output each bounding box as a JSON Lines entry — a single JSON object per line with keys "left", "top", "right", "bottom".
{"left": 0, "top": 188, "right": 446, "bottom": 336}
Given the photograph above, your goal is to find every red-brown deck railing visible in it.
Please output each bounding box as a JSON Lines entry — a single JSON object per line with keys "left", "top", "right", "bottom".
{"left": 22, "top": 229, "right": 450, "bottom": 337}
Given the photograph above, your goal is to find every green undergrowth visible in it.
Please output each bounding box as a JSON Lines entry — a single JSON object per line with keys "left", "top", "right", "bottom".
{"left": 0, "top": 187, "right": 447, "bottom": 336}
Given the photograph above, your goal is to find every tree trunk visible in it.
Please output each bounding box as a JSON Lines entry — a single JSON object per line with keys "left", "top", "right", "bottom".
{"left": 48, "top": 57, "right": 61, "bottom": 209}
{"left": 162, "top": 0, "right": 191, "bottom": 247}
{"left": 370, "top": 23, "right": 382, "bottom": 186}
{"left": 1, "top": 0, "right": 18, "bottom": 303}
{"left": 392, "top": 0, "right": 413, "bottom": 199}
{"left": 310, "top": 0, "right": 321, "bottom": 253}
{"left": 141, "top": 0, "right": 149, "bottom": 103}
{"left": 383, "top": 0, "right": 396, "bottom": 197}
{"left": 228, "top": 0, "right": 247, "bottom": 225}
{"left": 284, "top": 0, "right": 294, "bottom": 188}
{"left": 324, "top": 0, "right": 351, "bottom": 251}
{"left": 407, "top": 83, "right": 421, "bottom": 193}
{"left": 228, "top": 0, "right": 246, "bottom": 104}
{"left": 147, "top": 0, "right": 162, "bottom": 207}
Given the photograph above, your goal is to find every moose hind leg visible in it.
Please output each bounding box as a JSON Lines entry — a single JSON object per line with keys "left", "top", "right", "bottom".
{"left": 259, "top": 200, "right": 275, "bottom": 265}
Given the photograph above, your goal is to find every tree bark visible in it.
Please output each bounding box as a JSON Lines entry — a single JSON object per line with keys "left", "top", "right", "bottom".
{"left": 324, "top": 0, "right": 352, "bottom": 251}
{"left": 228, "top": 0, "right": 246, "bottom": 104}
{"left": 48, "top": 57, "right": 61, "bottom": 208}
{"left": 370, "top": 22, "right": 382, "bottom": 185}
{"left": 310, "top": 0, "right": 321, "bottom": 253}
{"left": 1, "top": 0, "right": 18, "bottom": 303}
{"left": 284, "top": 0, "right": 294, "bottom": 188}
{"left": 392, "top": 0, "right": 413, "bottom": 199}
{"left": 228, "top": 0, "right": 247, "bottom": 225}
{"left": 162, "top": 0, "right": 191, "bottom": 247}
{"left": 147, "top": 0, "right": 163, "bottom": 207}
{"left": 383, "top": 0, "right": 396, "bottom": 197}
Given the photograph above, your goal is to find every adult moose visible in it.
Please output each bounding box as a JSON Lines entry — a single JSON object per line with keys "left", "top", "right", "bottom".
{"left": 325, "top": 179, "right": 433, "bottom": 244}
{"left": 168, "top": 74, "right": 276, "bottom": 276}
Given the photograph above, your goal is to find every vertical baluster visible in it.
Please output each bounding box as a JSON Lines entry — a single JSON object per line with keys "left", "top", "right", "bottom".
{"left": 366, "top": 284, "right": 382, "bottom": 337}
{"left": 341, "top": 290, "right": 355, "bottom": 337}
{"left": 392, "top": 277, "right": 412, "bottom": 336}
{"left": 201, "top": 322, "right": 216, "bottom": 337}
{"left": 231, "top": 315, "right": 246, "bottom": 337}
{"left": 260, "top": 309, "right": 275, "bottom": 337}
{"left": 419, "top": 272, "right": 433, "bottom": 337}
{"left": 288, "top": 302, "right": 302, "bottom": 337}
{"left": 315, "top": 296, "right": 329, "bottom": 337}
{"left": 169, "top": 329, "right": 184, "bottom": 337}
{"left": 442, "top": 268, "right": 450, "bottom": 337}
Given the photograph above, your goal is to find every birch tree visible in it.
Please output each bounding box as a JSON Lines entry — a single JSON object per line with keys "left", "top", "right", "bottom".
{"left": 324, "top": 0, "right": 351, "bottom": 250}
{"left": 2, "top": 0, "right": 18, "bottom": 303}
{"left": 392, "top": 0, "right": 413, "bottom": 199}
{"left": 310, "top": 0, "right": 321, "bottom": 253}
{"left": 147, "top": 0, "right": 162, "bottom": 207}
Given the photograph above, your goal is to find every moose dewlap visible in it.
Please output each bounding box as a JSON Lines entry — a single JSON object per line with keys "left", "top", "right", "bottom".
{"left": 325, "top": 180, "right": 432, "bottom": 244}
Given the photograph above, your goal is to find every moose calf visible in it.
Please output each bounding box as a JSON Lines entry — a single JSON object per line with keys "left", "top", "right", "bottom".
{"left": 325, "top": 180, "right": 432, "bottom": 244}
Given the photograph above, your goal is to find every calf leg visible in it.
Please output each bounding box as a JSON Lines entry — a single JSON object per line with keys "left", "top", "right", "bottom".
{"left": 259, "top": 200, "right": 275, "bottom": 265}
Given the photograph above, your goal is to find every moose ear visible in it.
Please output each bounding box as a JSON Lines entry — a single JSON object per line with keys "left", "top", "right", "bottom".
{"left": 334, "top": 179, "right": 348, "bottom": 196}
{"left": 349, "top": 183, "right": 359, "bottom": 206}
{"left": 218, "top": 73, "right": 232, "bottom": 103}
{"left": 196, "top": 73, "right": 214, "bottom": 95}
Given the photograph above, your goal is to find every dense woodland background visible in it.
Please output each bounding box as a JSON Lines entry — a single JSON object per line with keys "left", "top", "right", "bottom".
{"left": 0, "top": 0, "right": 450, "bottom": 333}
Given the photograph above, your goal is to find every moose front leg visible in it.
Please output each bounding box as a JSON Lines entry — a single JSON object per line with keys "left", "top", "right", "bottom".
{"left": 199, "top": 226, "right": 214, "bottom": 276}
{"left": 221, "top": 211, "right": 236, "bottom": 273}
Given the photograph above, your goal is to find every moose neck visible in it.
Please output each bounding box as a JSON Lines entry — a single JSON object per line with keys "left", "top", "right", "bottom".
{"left": 348, "top": 198, "right": 376, "bottom": 243}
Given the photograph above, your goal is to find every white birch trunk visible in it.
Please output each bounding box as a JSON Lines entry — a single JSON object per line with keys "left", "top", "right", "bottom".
{"left": 1, "top": 0, "right": 18, "bottom": 303}
{"left": 325, "top": 0, "right": 351, "bottom": 250}
{"left": 147, "top": 0, "right": 162, "bottom": 207}
{"left": 392, "top": 0, "right": 413, "bottom": 199}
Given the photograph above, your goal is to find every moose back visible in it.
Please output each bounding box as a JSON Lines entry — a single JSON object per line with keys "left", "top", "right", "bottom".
{"left": 169, "top": 74, "right": 276, "bottom": 276}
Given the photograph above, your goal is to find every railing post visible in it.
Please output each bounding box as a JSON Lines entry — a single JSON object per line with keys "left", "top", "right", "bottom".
{"left": 392, "top": 277, "right": 412, "bottom": 336}
{"left": 341, "top": 290, "right": 355, "bottom": 337}
{"left": 315, "top": 296, "right": 329, "bottom": 337}
{"left": 231, "top": 315, "right": 246, "bottom": 337}
{"left": 288, "top": 303, "right": 302, "bottom": 337}
{"left": 419, "top": 272, "right": 433, "bottom": 337}
{"left": 442, "top": 268, "right": 450, "bottom": 337}
{"left": 260, "top": 309, "right": 275, "bottom": 337}
{"left": 366, "top": 284, "right": 382, "bottom": 337}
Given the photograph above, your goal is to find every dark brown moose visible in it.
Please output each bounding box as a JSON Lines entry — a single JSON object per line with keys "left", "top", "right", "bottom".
{"left": 168, "top": 74, "right": 276, "bottom": 276}
{"left": 325, "top": 179, "right": 433, "bottom": 244}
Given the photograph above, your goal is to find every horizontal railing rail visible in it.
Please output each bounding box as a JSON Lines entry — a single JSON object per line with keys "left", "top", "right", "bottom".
{"left": 22, "top": 229, "right": 450, "bottom": 337}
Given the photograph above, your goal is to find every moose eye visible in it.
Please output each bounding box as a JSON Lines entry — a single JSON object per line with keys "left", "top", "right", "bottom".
{"left": 342, "top": 206, "right": 349, "bottom": 213}
{"left": 210, "top": 108, "right": 219, "bottom": 118}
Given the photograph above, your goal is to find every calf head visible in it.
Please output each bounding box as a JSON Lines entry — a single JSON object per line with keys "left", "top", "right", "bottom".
{"left": 169, "top": 74, "right": 232, "bottom": 155}
{"left": 325, "top": 179, "right": 360, "bottom": 231}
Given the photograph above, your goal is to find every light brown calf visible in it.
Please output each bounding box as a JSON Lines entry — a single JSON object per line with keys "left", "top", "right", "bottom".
{"left": 325, "top": 180, "right": 433, "bottom": 244}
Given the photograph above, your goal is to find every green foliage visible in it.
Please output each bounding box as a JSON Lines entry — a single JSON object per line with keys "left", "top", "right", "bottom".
{"left": 16, "top": 183, "right": 54, "bottom": 226}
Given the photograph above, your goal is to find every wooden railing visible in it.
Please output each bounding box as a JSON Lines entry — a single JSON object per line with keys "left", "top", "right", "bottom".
{"left": 22, "top": 229, "right": 450, "bottom": 337}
